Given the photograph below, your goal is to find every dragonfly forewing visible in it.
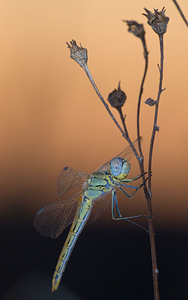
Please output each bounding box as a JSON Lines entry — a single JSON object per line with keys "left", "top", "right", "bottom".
{"left": 97, "top": 138, "right": 141, "bottom": 173}
{"left": 57, "top": 166, "right": 88, "bottom": 199}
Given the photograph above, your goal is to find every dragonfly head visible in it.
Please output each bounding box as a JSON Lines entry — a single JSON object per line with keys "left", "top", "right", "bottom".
{"left": 110, "top": 157, "right": 130, "bottom": 179}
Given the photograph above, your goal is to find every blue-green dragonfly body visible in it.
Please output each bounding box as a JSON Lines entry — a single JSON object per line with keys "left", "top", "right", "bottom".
{"left": 34, "top": 142, "right": 145, "bottom": 291}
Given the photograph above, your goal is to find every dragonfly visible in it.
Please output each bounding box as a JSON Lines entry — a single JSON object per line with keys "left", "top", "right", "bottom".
{"left": 34, "top": 140, "right": 146, "bottom": 292}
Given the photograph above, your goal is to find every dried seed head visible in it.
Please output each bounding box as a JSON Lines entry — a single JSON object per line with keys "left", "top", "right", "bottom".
{"left": 108, "top": 82, "right": 127, "bottom": 110}
{"left": 66, "top": 40, "right": 88, "bottom": 68}
{"left": 143, "top": 7, "right": 169, "bottom": 35}
{"left": 145, "top": 98, "right": 156, "bottom": 106}
{"left": 123, "top": 20, "right": 145, "bottom": 38}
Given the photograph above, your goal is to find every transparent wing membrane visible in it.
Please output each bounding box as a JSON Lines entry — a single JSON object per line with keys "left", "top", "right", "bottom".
{"left": 34, "top": 192, "right": 82, "bottom": 238}
{"left": 57, "top": 167, "right": 88, "bottom": 199}
{"left": 34, "top": 138, "right": 143, "bottom": 239}
{"left": 97, "top": 138, "right": 141, "bottom": 173}
{"left": 87, "top": 192, "right": 111, "bottom": 224}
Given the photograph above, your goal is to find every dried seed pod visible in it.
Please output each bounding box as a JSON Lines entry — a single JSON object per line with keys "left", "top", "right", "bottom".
{"left": 123, "top": 20, "right": 145, "bottom": 38}
{"left": 108, "top": 82, "right": 127, "bottom": 110}
{"left": 143, "top": 7, "right": 169, "bottom": 35}
{"left": 66, "top": 40, "right": 88, "bottom": 68}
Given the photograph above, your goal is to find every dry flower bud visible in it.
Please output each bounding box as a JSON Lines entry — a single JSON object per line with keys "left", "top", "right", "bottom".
{"left": 108, "top": 82, "right": 127, "bottom": 110}
{"left": 145, "top": 98, "right": 156, "bottom": 106}
{"left": 143, "top": 7, "right": 169, "bottom": 35}
{"left": 66, "top": 40, "right": 88, "bottom": 68}
{"left": 123, "top": 20, "right": 145, "bottom": 38}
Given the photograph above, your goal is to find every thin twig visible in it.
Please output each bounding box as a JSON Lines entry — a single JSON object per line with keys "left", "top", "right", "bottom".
{"left": 148, "top": 34, "right": 164, "bottom": 196}
{"left": 137, "top": 36, "right": 148, "bottom": 158}
{"left": 147, "top": 33, "right": 164, "bottom": 300}
{"left": 172, "top": 0, "right": 188, "bottom": 27}
{"left": 147, "top": 203, "right": 160, "bottom": 300}
{"left": 82, "top": 64, "right": 126, "bottom": 138}
{"left": 120, "top": 31, "right": 160, "bottom": 299}
{"left": 122, "top": 21, "right": 150, "bottom": 196}
{"left": 83, "top": 64, "right": 142, "bottom": 165}
{"left": 117, "top": 107, "right": 140, "bottom": 161}
{"left": 142, "top": 8, "right": 169, "bottom": 298}
{"left": 66, "top": 40, "right": 126, "bottom": 139}
{"left": 136, "top": 35, "right": 150, "bottom": 199}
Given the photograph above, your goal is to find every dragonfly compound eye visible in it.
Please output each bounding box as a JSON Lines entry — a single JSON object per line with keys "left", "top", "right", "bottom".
{"left": 110, "top": 157, "right": 123, "bottom": 176}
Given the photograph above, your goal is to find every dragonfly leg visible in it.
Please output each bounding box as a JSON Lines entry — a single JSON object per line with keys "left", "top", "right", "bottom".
{"left": 112, "top": 189, "right": 122, "bottom": 219}
{"left": 111, "top": 189, "right": 149, "bottom": 232}
{"left": 116, "top": 175, "right": 148, "bottom": 190}
{"left": 118, "top": 183, "right": 139, "bottom": 189}
{"left": 118, "top": 181, "right": 145, "bottom": 199}
{"left": 121, "top": 172, "right": 147, "bottom": 184}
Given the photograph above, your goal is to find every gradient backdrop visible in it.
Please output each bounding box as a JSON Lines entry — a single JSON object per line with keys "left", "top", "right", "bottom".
{"left": 0, "top": 1, "right": 188, "bottom": 299}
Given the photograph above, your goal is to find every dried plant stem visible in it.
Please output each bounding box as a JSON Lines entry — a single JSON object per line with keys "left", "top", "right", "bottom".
{"left": 136, "top": 36, "right": 150, "bottom": 199}
{"left": 118, "top": 34, "right": 159, "bottom": 299}
{"left": 147, "top": 202, "right": 160, "bottom": 300}
{"left": 83, "top": 64, "right": 141, "bottom": 164}
{"left": 136, "top": 34, "right": 160, "bottom": 300}
{"left": 83, "top": 35, "right": 162, "bottom": 298}
{"left": 148, "top": 34, "right": 164, "bottom": 196}
{"left": 117, "top": 107, "right": 141, "bottom": 161}
{"left": 82, "top": 64, "right": 126, "bottom": 138}
{"left": 147, "top": 33, "right": 165, "bottom": 300}
{"left": 83, "top": 62, "right": 144, "bottom": 174}
{"left": 137, "top": 36, "right": 148, "bottom": 157}
{"left": 172, "top": 0, "right": 188, "bottom": 27}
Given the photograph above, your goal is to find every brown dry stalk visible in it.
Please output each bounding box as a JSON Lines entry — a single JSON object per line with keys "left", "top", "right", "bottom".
{"left": 172, "top": 0, "right": 188, "bottom": 27}
{"left": 66, "top": 8, "right": 169, "bottom": 299}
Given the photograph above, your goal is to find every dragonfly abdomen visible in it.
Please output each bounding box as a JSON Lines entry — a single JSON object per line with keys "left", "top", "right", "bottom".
{"left": 52, "top": 196, "right": 93, "bottom": 292}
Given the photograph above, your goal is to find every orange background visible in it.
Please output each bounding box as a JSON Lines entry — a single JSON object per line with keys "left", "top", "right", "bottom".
{"left": 0, "top": 0, "right": 187, "bottom": 228}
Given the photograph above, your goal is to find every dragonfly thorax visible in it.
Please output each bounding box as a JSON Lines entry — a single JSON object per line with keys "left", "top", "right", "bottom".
{"left": 110, "top": 157, "right": 131, "bottom": 180}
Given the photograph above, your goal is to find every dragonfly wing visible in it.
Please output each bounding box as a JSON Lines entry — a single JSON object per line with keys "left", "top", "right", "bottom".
{"left": 57, "top": 167, "right": 88, "bottom": 199}
{"left": 97, "top": 138, "right": 142, "bottom": 173}
{"left": 115, "top": 137, "right": 142, "bottom": 160}
{"left": 34, "top": 192, "right": 82, "bottom": 239}
{"left": 87, "top": 192, "right": 112, "bottom": 224}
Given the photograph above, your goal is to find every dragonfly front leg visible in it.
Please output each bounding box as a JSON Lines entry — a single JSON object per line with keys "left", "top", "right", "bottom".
{"left": 118, "top": 181, "right": 145, "bottom": 198}
{"left": 111, "top": 189, "right": 148, "bottom": 232}
{"left": 118, "top": 175, "right": 148, "bottom": 197}
{"left": 121, "top": 172, "right": 147, "bottom": 183}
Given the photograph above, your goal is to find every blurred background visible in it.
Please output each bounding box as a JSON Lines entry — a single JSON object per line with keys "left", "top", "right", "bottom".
{"left": 0, "top": 0, "right": 187, "bottom": 299}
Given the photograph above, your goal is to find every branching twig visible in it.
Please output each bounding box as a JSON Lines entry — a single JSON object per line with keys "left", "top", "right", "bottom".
{"left": 66, "top": 40, "right": 125, "bottom": 139}
{"left": 66, "top": 40, "right": 141, "bottom": 162}
{"left": 122, "top": 21, "right": 149, "bottom": 194}
{"left": 123, "top": 19, "right": 160, "bottom": 300}
{"left": 148, "top": 34, "right": 164, "bottom": 196}
{"left": 143, "top": 33, "right": 164, "bottom": 298}
{"left": 137, "top": 36, "right": 148, "bottom": 158}
{"left": 66, "top": 8, "right": 169, "bottom": 299}
{"left": 143, "top": 8, "right": 169, "bottom": 300}
{"left": 83, "top": 64, "right": 126, "bottom": 138}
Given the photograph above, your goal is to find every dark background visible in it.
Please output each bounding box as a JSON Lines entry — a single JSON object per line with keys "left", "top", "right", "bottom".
{"left": 1, "top": 210, "right": 188, "bottom": 300}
